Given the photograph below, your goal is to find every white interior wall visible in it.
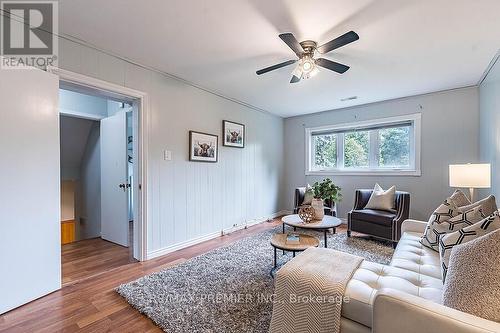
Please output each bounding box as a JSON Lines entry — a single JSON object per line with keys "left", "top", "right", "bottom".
{"left": 59, "top": 89, "right": 108, "bottom": 119}
{"left": 58, "top": 37, "right": 286, "bottom": 257}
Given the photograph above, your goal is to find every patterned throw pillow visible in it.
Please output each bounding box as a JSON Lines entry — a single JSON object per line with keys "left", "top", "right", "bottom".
{"left": 420, "top": 198, "right": 461, "bottom": 251}
{"left": 458, "top": 195, "right": 497, "bottom": 216}
{"left": 449, "top": 189, "right": 471, "bottom": 208}
{"left": 439, "top": 211, "right": 500, "bottom": 281}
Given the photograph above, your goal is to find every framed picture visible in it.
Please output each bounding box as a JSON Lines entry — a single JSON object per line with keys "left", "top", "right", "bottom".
{"left": 223, "top": 120, "right": 245, "bottom": 148}
{"left": 189, "top": 131, "right": 218, "bottom": 162}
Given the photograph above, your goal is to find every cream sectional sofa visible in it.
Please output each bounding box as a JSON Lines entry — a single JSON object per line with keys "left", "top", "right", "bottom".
{"left": 339, "top": 219, "right": 500, "bottom": 333}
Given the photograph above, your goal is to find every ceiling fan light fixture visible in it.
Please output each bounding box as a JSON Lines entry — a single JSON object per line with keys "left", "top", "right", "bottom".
{"left": 309, "top": 65, "right": 319, "bottom": 77}
{"left": 256, "top": 31, "right": 358, "bottom": 83}
{"left": 300, "top": 56, "right": 315, "bottom": 74}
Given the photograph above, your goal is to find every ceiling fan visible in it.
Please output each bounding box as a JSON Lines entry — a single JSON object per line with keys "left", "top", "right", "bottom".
{"left": 256, "top": 31, "right": 359, "bottom": 83}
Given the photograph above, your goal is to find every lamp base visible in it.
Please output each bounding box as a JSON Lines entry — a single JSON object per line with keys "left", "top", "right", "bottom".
{"left": 469, "top": 188, "right": 475, "bottom": 203}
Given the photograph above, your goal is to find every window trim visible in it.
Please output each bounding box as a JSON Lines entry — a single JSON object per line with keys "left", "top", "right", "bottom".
{"left": 305, "top": 114, "right": 422, "bottom": 176}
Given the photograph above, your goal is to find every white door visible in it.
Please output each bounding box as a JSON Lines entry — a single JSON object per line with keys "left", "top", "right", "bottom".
{"left": 0, "top": 69, "right": 60, "bottom": 314}
{"left": 101, "top": 110, "right": 129, "bottom": 247}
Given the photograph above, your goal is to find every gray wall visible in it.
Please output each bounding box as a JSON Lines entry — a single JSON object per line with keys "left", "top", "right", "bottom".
{"left": 60, "top": 115, "right": 94, "bottom": 180}
{"left": 59, "top": 115, "right": 101, "bottom": 241}
{"left": 79, "top": 122, "right": 101, "bottom": 240}
{"left": 284, "top": 87, "right": 480, "bottom": 221}
{"left": 479, "top": 56, "right": 500, "bottom": 198}
{"left": 58, "top": 37, "right": 285, "bottom": 256}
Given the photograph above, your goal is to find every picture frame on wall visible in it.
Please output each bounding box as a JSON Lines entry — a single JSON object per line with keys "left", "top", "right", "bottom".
{"left": 189, "top": 131, "right": 218, "bottom": 162}
{"left": 223, "top": 120, "right": 245, "bottom": 148}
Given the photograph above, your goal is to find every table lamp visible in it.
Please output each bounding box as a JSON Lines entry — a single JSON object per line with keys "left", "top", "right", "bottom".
{"left": 449, "top": 163, "right": 491, "bottom": 202}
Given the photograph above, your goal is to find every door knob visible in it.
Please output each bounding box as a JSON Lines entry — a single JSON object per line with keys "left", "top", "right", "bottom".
{"left": 119, "top": 183, "right": 126, "bottom": 191}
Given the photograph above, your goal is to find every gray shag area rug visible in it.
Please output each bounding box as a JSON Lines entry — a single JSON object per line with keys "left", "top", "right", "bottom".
{"left": 117, "top": 226, "right": 393, "bottom": 333}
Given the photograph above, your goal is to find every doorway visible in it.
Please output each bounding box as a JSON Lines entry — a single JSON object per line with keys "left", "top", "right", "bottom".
{"left": 59, "top": 88, "right": 138, "bottom": 284}
{"left": 0, "top": 67, "right": 148, "bottom": 314}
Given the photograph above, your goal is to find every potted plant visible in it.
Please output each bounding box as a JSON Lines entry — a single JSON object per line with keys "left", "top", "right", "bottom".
{"left": 310, "top": 178, "right": 342, "bottom": 219}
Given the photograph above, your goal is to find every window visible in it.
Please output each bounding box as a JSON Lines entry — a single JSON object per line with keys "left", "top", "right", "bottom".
{"left": 306, "top": 114, "right": 421, "bottom": 175}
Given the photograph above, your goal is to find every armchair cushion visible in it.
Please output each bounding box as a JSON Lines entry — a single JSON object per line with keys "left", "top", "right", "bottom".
{"left": 350, "top": 209, "right": 397, "bottom": 227}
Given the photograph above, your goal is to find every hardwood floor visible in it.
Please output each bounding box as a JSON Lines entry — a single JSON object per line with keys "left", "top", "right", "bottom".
{"left": 62, "top": 238, "right": 135, "bottom": 285}
{"left": 1, "top": 218, "right": 323, "bottom": 332}
{"left": 62, "top": 222, "right": 136, "bottom": 285}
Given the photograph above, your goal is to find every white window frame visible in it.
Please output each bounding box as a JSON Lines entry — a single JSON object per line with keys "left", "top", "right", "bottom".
{"left": 305, "top": 114, "right": 422, "bottom": 176}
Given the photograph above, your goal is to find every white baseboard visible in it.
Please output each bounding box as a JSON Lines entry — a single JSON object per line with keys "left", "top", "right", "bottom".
{"left": 146, "top": 210, "right": 290, "bottom": 260}
{"left": 220, "top": 210, "right": 292, "bottom": 235}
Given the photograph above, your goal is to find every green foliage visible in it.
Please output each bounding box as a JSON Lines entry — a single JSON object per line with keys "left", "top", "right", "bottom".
{"left": 312, "top": 178, "right": 342, "bottom": 202}
{"left": 313, "top": 127, "right": 410, "bottom": 169}
{"left": 379, "top": 127, "right": 410, "bottom": 167}
{"left": 314, "top": 135, "right": 336, "bottom": 168}
{"left": 344, "top": 131, "right": 369, "bottom": 168}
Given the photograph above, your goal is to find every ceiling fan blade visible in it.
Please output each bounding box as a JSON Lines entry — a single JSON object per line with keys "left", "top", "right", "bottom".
{"left": 315, "top": 58, "right": 350, "bottom": 74}
{"left": 279, "top": 33, "right": 304, "bottom": 57}
{"left": 256, "top": 59, "right": 297, "bottom": 75}
{"left": 290, "top": 63, "right": 302, "bottom": 83}
{"left": 317, "top": 31, "right": 359, "bottom": 54}
{"left": 290, "top": 75, "right": 301, "bottom": 83}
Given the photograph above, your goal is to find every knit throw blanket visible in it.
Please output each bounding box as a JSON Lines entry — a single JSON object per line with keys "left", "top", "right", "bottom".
{"left": 269, "top": 248, "right": 363, "bottom": 333}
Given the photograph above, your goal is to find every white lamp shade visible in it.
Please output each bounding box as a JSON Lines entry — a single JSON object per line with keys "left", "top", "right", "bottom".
{"left": 449, "top": 164, "right": 491, "bottom": 188}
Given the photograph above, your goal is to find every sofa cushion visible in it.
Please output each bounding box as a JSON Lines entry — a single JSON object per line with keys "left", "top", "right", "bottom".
{"left": 442, "top": 229, "right": 500, "bottom": 322}
{"left": 391, "top": 231, "right": 442, "bottom": 279}
{"left": 350, "top": 209, "right": 396, "bottom": 227}
{"left": 439, "top": 211, "right": 500, "bottom": 281}
{"left": 420, "top": 198, "right": 461, "bottom": 251}
{"left": 343, "top": 259, "right": 443, "bottom": 328}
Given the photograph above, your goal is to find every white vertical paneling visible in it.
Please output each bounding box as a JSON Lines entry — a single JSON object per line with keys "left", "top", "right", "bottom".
{"left": 98, "top": 52, "right": 126, "bottom": 86}
{"left": 57, "top": 37, "right": 285, "bottom": 256}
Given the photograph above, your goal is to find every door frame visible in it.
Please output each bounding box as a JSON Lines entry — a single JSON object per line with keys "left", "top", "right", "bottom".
{"left": 48, "top": 66, "right": 149, "bottom": 261}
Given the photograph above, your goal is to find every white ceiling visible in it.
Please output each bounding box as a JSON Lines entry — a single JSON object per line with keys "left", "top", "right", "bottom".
{"left": 59, "top": 0, "right": 500, "bottom": 117}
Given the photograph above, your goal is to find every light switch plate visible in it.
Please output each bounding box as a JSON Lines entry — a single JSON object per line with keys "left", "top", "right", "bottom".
{"left": 164, "top": 150, "right": 172, "bottom": 161}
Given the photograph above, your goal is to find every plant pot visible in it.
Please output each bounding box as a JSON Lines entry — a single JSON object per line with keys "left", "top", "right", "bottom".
{"left": 311, "top": 198, "right": 324, "bottom": 220}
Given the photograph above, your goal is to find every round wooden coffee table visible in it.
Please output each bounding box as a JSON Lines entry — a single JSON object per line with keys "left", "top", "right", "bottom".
{"left": 270, "top": 233, "right": 319, "bottom": 277}
{"left": 282, "top": 214, "right": 342, "bottom": 248}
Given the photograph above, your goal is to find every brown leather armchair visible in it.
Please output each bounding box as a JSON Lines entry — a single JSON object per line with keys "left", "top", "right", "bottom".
{"left": 293, "top": 187, "right": 337, "bottom": 217}
{"left": 347, "top": 189, "right": 410, "bottom": 248}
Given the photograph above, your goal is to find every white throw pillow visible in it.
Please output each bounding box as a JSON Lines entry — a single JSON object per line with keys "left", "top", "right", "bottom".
{"left": 301, "top": 184, "right": 314, "bottom": 205}
{"left": 364, "top": 183, "right": 396, "bottom": 212}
